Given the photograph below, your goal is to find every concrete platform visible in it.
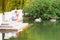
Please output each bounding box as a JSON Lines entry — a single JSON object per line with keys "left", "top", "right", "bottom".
{"left": 0, "top": 22, "right": 29, "bottom": 39}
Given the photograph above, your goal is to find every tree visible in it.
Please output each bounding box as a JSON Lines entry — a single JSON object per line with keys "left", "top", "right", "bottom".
{"left": 0, "top": 0, "right": 30, "bottom": 12}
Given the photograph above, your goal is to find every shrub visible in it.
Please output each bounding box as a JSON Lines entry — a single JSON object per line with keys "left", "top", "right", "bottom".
{"left": 24, "top": 0, "right": 59, "bottom": 20}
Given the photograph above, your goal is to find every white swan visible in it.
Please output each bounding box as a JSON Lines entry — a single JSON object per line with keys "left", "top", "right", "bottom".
{"left": 35, "top": 18, "right": 41, "bottom": 22}
{"left": 50, "top": 19, "right": 56, "bottom": 22}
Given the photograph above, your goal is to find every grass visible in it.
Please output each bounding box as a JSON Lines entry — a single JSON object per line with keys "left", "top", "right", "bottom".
{"left": 9, "top": 20, "right": 60, "bottom": 40}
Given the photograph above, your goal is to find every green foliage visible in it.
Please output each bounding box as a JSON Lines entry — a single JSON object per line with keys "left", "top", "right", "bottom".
{"left": 24, "top": 0, "right": 59, "bottom": 20}
{"left": 6, "top": 0, "right": 30, "bottom": 11}
{"left": 0, "top": 0, "right": 30, "bottom": 12}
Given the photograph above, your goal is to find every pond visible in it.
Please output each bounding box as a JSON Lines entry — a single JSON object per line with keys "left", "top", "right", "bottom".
{"left": 9, "top": 21, "right": 60, "bottom": 40}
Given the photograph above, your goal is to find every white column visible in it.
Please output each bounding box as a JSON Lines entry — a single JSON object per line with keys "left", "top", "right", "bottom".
{"left": 0, "top": 33, "right": 2, "bottom": 40}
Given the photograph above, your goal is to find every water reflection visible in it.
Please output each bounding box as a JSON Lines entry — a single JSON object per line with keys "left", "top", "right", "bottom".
{"left": 10, "top": 21, "right": 60, "bottom": 40}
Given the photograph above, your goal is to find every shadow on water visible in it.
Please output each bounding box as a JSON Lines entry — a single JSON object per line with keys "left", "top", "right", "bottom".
{"left": 10, "top": 20, "right": 60, "bottom": 40}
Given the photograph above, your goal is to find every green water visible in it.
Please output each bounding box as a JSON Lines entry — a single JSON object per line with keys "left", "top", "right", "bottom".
{"left": 9, "top": 21, "right": 60, "bottom": 40}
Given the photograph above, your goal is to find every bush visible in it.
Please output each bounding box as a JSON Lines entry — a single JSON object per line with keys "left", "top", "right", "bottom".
{"left": 24, "top": 0, "right": 60, "bottom": 20}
